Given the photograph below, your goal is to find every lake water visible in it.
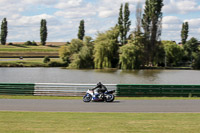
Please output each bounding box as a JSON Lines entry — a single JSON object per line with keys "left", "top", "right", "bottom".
{"left": 0, "top": 67, "right": 200, "bottom": 84}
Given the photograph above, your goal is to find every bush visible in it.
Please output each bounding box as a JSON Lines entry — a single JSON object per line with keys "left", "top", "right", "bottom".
{"left": 163, "top": 41, "right": 184, "bottom": 67}
{"left": 192, "top": 53, "right": 200, "bottom": 69}
{"left": 32, "top": 41, "right": 37, "bottom": 46}
{"left": 7, "top": 42, "right": 13, "bottom": 45}
{"left": 48, "top": 61, "right": 67, "bottom": 67}
{"left": 120, "top": 43, "right": 143, "bottom": 69}
{"left": 24, "top": 41, "right": 37, "bottom": 46}
{"left": 43, "top": 56, "right": 50, "bottom": 63}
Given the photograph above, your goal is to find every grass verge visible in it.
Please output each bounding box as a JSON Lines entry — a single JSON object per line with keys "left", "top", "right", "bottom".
{"left": 0, "top": 45, "right": 59, "bottom": 52}
{"left": 0, "top": 45, "right": 59, "bottom": 58}
{"left": 0, "top": 58, "right": 64, "bottom": 67}
{"left": 0, "top": 112, "right": 200, "bottom": 133}
{"left": 0, "top": 60, "right": 47, "bottom": 67}
{"left": 1, "top": 95, "right": 200, "bottom": 100}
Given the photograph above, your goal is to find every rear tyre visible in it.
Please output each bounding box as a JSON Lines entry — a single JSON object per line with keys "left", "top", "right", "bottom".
{"left": 83, "top": 94, "right": 92, "bottom": 102}
{"left": 105, "top": 94, "right": 115, "bottom": 102}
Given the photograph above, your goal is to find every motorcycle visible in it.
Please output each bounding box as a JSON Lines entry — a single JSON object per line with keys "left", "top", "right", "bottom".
{"left": 83, "top": 89, "right": 115, "bottom": 102}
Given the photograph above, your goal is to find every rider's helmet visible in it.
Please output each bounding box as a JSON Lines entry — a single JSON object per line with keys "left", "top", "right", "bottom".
{"left": 97, "top": 82, "right": 102, "bottom": 88}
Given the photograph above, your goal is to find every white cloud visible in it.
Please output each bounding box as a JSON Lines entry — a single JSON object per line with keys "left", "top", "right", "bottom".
{"left": 183, "top": 18, "right": 200, "bottom": 39}
{"left": 98, "top": 10, "right": 116, "bottom": 18}
{"left": 55, "top": 0, "right": 83, "bottom": 9}
{"left": 163, "top": 0, "right": 200, "bottom": 14}
{"left": 55, "top": 11, "right": 96, "bottom": 19}
{"left": 1, "top": 0, "right": 200, "bottom": 43}
{"left": 162, "top": 16, "right": 200, "bottom": 42}
{"left": 162, "top": 16, "right": 182, "bottom": 31}
{"left": 163, "top": 16, "right": 182, "bottom": 24}
{"left": 87, "top": 29, "right": 97, "bottom": 34}
{"left": 8, "top": 14, "right": 55, "bottom": 27}
{"left": 162, "top": 16, "right": 182, "bottom": 42}
{"left": 0, "top": 1, "right": 25, "bottom": 17}
{"left": 96, "top": 0, "right": 146, "bottom": 18}
{"left": 101, "top": 0, "right": 145, "bottom": 4}
{"left": 184, "top": 18, "right": 200, "bottom": 28}
{"left": 54, "top": 3, "right": 96, "bottom": 19}
{"left": 23, "top": 0, "right": 57, "bottom": 5}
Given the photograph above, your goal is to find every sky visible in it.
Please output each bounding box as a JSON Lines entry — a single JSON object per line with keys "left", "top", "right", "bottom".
{"left": 0, "top": 0, "right": 200, "bottom": 43}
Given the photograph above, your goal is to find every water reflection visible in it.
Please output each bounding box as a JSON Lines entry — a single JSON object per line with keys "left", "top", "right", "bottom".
{"left": 0, "top": 68, "right": 200, "bottom": 84}
{"left": 120, "top": 69, "right": 162, "bottom": 76}
{"left": 95, "top": 68, "right": 118, "bottom": 73}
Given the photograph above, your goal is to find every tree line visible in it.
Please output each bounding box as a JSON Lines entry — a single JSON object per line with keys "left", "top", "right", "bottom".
{"left": 60, "top": 0, "right": 200, "bottom": 69}
{"left": 1, "top": 0, "right": 200, "bottom": 69}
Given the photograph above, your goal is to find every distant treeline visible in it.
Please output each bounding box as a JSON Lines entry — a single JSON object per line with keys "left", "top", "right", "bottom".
{"left": 59, "top": 1, "right": 200, "bottom": 70}
{"left": 1, "top": 0, "right": 200, "bottom": 69}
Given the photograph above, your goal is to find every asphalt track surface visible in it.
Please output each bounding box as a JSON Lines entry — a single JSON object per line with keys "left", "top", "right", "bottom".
{"left": 0, "top": 99, "right": 200, "bottom": 113}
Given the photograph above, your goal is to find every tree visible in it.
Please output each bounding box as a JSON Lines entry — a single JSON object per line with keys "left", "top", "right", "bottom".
{"left": 69, "top": 36, "right": 94, "bottom": 68}
{"left": 40, "top": 19, "right": 47, "bottom": 45}
{"left": 154, "top": 41, "right": 165, "bottom": 67}
{"left": 69, "top": 39, "right": 84, "bottom": 53}
{"left": 135, "top": 2, "right": 142, "bottom": 34}
{"left": 59, "top": 45, "right": 71, "bottom": 64}
{"left": 184, "top": 37, "right": 199, "bottom": 61}
{"left": 142, "top": 0, "right": 164, "bottom": 65}
{"left": 129, "top": 2, "right": 143, "bottom": 40}
{"left": 94, "top": 26, "right": 119, "bottom": 69}
{"left": 119, "top": 35, "right": 145, "bottom": 70}
{"left": 123, "top": 3, "right": 131, "bottom": 44}
{"left": 118, "top": 4, "right": 124, "bottom": 45}
{"left": 78, "top": 20, "right": 85, "bottom": 40}
{"left": 163, "top": 41, "right": 184, "bottom": 66}
{"left": 192, "top": 53, "right": 200, "bottom": 69}
{"left": 142, "top": 0, "right": 151, "bottom": 39}
{"left": 59, "top": 37, "right": 94, "bottom": 69}
{"left": 0, "top": 18, "right": 8, "bottom": 45}
{"left": 118, "top": 3, "right": 131, "bottom": 45}
{"left": 59, "top": 39, "right": 83, "bottom": 65}
{"left": 181, "top": 22, "right": 189, "bottom": 44}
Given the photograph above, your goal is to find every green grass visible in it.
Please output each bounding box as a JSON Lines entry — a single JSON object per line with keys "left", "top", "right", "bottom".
{"left": 0, "top": 61, "right": 46, "bottom": 67}
{"left": 0, "top": 45, "right": 59, "bottom": 52}
{"left": 1, "top": 95, "right": 200, "bottom": 100}
{"left": 0, "top": 58, "right": 62, "bottom": 67}
{"left": 0, "top": 45, "right": 59, "bottom": 59}
{"left": 0, "top": 112, "right": 200, "bottom": 133}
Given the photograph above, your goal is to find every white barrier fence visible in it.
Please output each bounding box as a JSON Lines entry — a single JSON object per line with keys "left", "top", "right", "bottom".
{"left": 34, "top": 83, "right": 117, "bottom": 96}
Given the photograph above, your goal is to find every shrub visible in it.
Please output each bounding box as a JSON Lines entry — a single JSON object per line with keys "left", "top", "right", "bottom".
{"left": 8, "top": 42, "right": 13, "bottom": 45}
{"left": 192, "top": 53, "right": 200, "bottom": 69}
{"left": 24, "top": 41, "right": 32, "bottom": 45}
{"left": 163, "top": 41, "right": 184, "bottom": 67}
{"left": 24, "top": 41, "right": 37, "bottom": 46}
{"left": 48, "top": 61, "right": 67, "bottom": 67}
{"left": 32, "top": 41, "right": 37, "bottom": 46}
{"left": 43, "top": 56, "right": 50, "bottom": 63}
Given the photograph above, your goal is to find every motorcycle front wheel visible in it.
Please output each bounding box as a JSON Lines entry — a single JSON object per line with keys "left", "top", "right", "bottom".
{"left": 105, "top": 94, "right": 115, "bottom": 102}
{"left": 83, "top": 94, "right": 92, "bottom": 102}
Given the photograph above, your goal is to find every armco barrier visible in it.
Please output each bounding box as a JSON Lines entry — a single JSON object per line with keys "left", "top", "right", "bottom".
{"left": 1, "top": 83, "right": 200, "bottom": 97}
{"left": 34, "top": 83, "right": 117, "bottom": 96}
{"left": 0, "top": 83, "right": 35, "bottom": 95}
{"left": 116, "top": 84, "right": 200, "bottom": 97}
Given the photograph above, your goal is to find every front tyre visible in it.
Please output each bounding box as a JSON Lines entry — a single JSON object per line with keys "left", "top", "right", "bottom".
{"left": 105, "top": 94, "right": 115, "bottom": 102}
{"left": 83, "top": 94, "right": 92, "bottom": 102}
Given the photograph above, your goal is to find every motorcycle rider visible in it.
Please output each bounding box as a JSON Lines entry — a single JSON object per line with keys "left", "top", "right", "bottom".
{"left": 92, "top": 82, "right": 108, "bottom": 98}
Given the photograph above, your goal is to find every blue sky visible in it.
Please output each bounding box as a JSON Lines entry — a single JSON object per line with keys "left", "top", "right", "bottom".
{"left": 0, "top": 0, "right": 200, "bottom": 43}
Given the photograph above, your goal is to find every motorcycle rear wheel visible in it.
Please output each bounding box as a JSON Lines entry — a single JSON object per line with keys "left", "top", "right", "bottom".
{"left": 105, "top": 94, "right": 115, "bottom": 102}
